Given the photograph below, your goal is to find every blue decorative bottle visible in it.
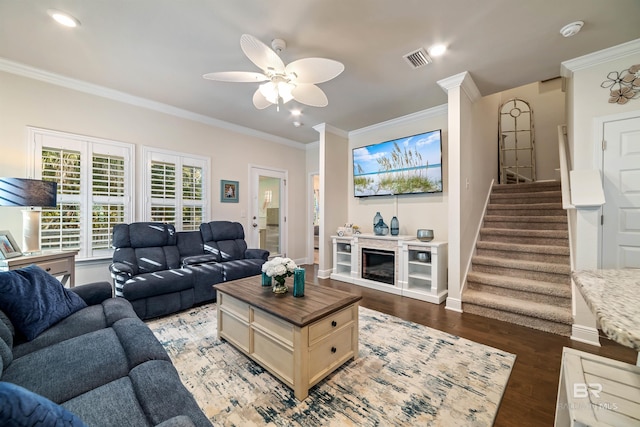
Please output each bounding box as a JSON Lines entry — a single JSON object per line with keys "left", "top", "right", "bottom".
{"left": 373, "top": 212, "right": 382, "bottom": 229}
{"left": 391, "top": 216, "right": 399, "bottom": 236}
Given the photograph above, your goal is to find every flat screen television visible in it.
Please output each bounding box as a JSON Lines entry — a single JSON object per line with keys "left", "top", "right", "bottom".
{"left": 353, "top": 129, "right": 442, "bottom": 197}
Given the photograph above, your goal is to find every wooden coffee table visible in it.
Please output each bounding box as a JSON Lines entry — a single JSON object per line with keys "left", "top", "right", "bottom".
{"left": 215, "top": 276, "right": 362, "bottom": 400}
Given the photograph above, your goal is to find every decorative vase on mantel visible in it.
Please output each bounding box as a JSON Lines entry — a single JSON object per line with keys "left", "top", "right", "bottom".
{"left": 373, "top": 212, "right": 382, "bottom": 228}
{"left": 374, "top": 218, "right": 389, "bottom": 236}
{"left": 390, "top": 216, "right": 399, "bottom": 236}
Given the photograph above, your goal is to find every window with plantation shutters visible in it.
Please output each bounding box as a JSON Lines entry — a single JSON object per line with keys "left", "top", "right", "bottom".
{"left": 29, "top": 128, "right": 134, "bottom": 260}
{"left": 92, "top": 154, "right": 126, "bottom": 254}
{"left": 143, "top": 147, "right": 209, "bottom": 230}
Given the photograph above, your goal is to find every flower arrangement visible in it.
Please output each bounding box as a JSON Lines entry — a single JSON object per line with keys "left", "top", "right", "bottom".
{"left": 262, "top": 257, "right": 298, "bottom": 288}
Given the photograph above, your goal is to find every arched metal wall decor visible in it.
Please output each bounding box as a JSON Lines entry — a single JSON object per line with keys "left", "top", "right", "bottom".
{"left": 498, "top": 98, "right": 536, "bottom": 184}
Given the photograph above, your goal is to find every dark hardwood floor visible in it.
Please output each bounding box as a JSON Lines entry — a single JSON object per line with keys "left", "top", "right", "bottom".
{"left": 303, "top": 264, "right": 637, "bottom": 427}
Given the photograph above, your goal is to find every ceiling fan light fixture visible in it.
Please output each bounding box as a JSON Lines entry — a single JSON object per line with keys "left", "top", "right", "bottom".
{"left": 278, "top": 82, "right": 295, "bottom": 103}
{"left": 47, "top": 9, "right": 80, "bottom": 28}
{"left": 205, "top": 34, "right": 343, "bottom": 110}
{"left": 259, "top": 82, "right": 278, "bottom": 104}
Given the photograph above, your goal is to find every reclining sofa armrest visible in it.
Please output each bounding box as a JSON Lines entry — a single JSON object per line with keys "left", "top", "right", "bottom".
{"left": 245, "top": 248, "right": 270, "bottom": 261}
{"left": 181, "top": 254, "right": 218, "bottom": 267}
{"left": 69, "top": 281, "right": 113, "bottom": 305}
{"left": 109, "top": 262, "right": 134, "bottom": 277}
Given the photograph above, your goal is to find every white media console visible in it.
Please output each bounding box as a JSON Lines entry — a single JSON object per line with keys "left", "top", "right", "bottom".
{"left": 331, "top": 233, "right": 448, "bottom": 304}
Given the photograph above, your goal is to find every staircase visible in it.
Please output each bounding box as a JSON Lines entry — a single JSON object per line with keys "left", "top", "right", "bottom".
{"left": 462, "top": 181, "right": 572, "bottom": 336}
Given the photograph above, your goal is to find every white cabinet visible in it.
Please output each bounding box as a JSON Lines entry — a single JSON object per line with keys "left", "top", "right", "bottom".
{"left": 330, "top": 234, "right": 448, "bottom": 304}
{"left": 400, "top": 241, "right": 448, "bottom": 304}
{"left": 331, "top": 237, "right": 355, "bottom": 280}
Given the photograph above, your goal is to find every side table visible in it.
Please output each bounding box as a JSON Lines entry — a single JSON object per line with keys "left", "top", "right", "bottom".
{"left": 0, "top": 250, "right": 78, "bottom": 287}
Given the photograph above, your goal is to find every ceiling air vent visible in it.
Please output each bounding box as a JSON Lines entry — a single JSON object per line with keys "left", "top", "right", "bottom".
{"left": 403, "top": 48, "right": 432, "bottom": 69}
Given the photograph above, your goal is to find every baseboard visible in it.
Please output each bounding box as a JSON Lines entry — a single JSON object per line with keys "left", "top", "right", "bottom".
{"left": 317, "top": 268, "right": 333, "bottom": 279}
{"left": 571, "top": 324, "right": 601, "bottom": 347}
{"left": 446, "top": 297, "right": 463, "bottom": 313}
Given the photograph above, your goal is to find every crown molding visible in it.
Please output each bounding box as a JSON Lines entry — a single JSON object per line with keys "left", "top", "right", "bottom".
{"left": 349, "top": 104, "right": 447, "bottom": 137}
{"left": 312, "top": 123, "right": 348, "bottom": 139}
{"left": 0, "top": 57, "right": 306, "bottom": 149}
{"left": 561, "top": 38, "right": 640, "bottom": 77}
{"left": 437, "top": 71, "right": 481, "bottom": 102}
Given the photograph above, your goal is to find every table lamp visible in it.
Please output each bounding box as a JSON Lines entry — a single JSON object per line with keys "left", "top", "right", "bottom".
{"left": 0, "top": 177, "right": 58, "bottom": 254}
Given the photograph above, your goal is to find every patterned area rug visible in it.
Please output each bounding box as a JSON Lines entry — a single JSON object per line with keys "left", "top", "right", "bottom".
{"left": 147, "top": 304, "right": 515, "bottom": 426}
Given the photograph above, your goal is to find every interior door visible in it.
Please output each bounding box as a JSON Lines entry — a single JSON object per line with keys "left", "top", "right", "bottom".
{"left": 249, "top": 166, "right": 287, "bottom": 258}
{"left": 602, "top": 115, "right": 640, "bottom": 268}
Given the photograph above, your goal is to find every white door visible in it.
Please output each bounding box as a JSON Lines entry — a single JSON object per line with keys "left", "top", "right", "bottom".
{"left": 249, "top": 166, "right": 287, "bottom": 258}
{"left": 602, "top": 116, "right": 640, "bottom": 269}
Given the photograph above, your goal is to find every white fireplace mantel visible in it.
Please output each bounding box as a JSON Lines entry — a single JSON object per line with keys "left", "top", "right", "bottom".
{"left": 330, "top": 234, "right": 448, "bottom": 304}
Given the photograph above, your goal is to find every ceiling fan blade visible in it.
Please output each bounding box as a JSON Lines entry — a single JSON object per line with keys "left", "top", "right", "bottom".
{"left": 292, "top": 84, "right": 329, "bottom": 107}
{"left": 240, "top": 34, "right": 285, "bottom": 74}
{"left": 252, "top": 89, "right": 272, "bottom": 109}
{"left": 202, "top": 71, "right": 268, "bottom": 82}
{"left": 285, "top": 58, "right": 344, "bottom": 84}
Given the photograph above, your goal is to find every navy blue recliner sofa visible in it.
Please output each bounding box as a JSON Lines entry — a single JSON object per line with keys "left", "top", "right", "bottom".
{"left": 0, "top": 276, "right": 211, "bottom": 427}
{"left": 109, "top": 221, "right": 269, "bottom": 320}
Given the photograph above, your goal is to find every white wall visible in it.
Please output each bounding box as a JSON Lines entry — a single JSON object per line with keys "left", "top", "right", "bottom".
{"left": 348, "top": 106, "right": 449, "bottom": 240}
{"left": 0, "top": 70, "right": 308, "bottom": 285}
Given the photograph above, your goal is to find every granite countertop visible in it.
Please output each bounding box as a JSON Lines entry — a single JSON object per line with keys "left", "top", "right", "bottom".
{"left": 572, "top": 269, "right": 640, "bottom": 351}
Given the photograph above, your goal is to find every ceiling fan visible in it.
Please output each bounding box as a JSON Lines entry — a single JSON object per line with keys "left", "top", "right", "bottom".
{"left": 203, "top": 34, "right": 344, "bottom": 111}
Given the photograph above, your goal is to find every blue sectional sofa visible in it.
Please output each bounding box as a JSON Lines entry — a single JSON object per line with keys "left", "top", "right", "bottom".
{"left": 0, "top": 269, "right": 211, "bottom": 427}
{"left": 110, "top": 221, "right": 269, "bottom": 320}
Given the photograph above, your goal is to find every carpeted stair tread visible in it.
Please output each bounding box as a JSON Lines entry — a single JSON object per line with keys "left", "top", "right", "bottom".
{"left": 487, "top": 202, "right": 564, "bottom": 210}
{"left": 492, "top": 181, "right": 561, "bottom": 193}
{"left": 476, "top": 241, "right": 570, "bottom": 256}
{"left": 463, "top": 289, "right": 572, "bottom": 324}
{"left": 472, "top": 255, "right": 571, "bottom": 276}
{"left": 484, "top": 215, "right": 567, "bottom": 224}
{"left": 490, "top": 191, "right": 561, "bottom": 204}
{"left": 463, "top": 304, "right": 571, "bottom": 336}
{"left": 466, "top": 271, "right": 571, "bottom": 298}
{"left": 480, "top": 228, "right": 568, "bottom": 239}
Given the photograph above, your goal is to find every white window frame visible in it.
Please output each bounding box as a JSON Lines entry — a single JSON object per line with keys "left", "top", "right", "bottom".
{"left": 142, "top": 146, "right": 210, "bottom": 230}
{"left": 28, "top": 127, "right": 135, "bottom": 260}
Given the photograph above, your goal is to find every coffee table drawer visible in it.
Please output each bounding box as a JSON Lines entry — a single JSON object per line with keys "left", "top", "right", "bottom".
{"left": 252, "top": 328, "right": 294, "bottom": 384}
{"left": 309, "top": 306, "right": 355, "bottom": 345}
{"left": 219, "top": 293, "right": 250, "bottom": 321}
{"left": 253, "top": 308, "right": 294, "bottom": 346}
{"left": 309, "top": 324, "right": 354, "bottom": 382}
{"left": 219, "top": 310, "right": 250, "bottom": 352}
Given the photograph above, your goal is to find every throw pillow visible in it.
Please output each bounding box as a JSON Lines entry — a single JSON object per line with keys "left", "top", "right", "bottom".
{"left": 0, "top": 265, "right": 87, "bottom": 341}
{"left": 0, "top": 381, "right": 87, "bottom": 427}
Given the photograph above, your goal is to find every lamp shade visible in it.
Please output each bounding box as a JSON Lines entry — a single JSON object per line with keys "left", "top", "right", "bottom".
{"left": 0, "top": 178, "right": 57, "bottom": 207}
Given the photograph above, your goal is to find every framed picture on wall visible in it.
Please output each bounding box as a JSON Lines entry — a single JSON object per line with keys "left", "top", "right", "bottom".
{"left": 221, "top": 180, "right": 239, "bottom": 203}
{"left": 0, "top": 230, "right": 22, "bottom": 259}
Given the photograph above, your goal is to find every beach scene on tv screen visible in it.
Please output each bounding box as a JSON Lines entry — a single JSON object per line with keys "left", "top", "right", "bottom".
{"left": 353, "top": 130, "right": 442, "bottom": 197}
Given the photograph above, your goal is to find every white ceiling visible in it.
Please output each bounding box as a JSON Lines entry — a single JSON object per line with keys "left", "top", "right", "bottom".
{"left": 1, "top": 0, "right": 639, "bottom": 145}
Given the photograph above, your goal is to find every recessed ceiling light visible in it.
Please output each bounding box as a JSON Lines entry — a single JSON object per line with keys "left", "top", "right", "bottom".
{"left": 291, "top": 109, "right": 302, "bottom": 117}
{"left": 428, "top": 44, "right": 447, "bottom": 58}
{"left": 47, "top": 9, "right": 81, "bottom": 28}
{"left": 560, "top": 21, "right": 583, "bottom": 37}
